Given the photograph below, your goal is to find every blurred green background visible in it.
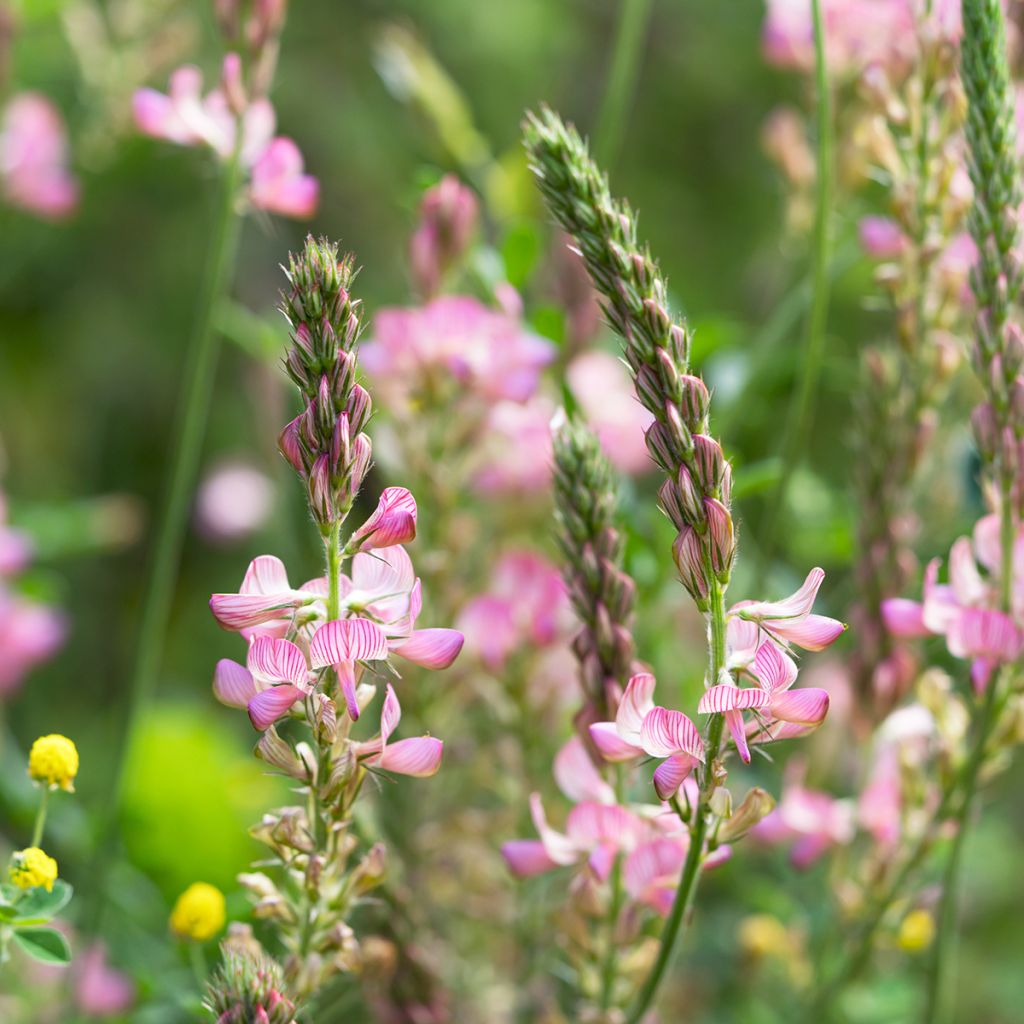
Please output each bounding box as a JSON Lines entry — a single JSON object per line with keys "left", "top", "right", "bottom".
{"left": 1, "top": 0, "right": 1021, "bottom": 1021}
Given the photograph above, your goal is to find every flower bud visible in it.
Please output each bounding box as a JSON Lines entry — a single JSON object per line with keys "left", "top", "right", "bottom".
{"left": 719, "top": 787, "right": 776, "bottom": 841}
{"left": 704, "top": 497, "right": 736, "bottom": 580}
{"left": 672, "top": 527, "right": 709, "bottom": 608}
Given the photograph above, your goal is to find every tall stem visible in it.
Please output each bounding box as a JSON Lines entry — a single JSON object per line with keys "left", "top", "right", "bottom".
{"left": 31, "top": 787, "right": 49, "bottom": 848}
{"left": 763, "top": 0, "right": 832, "bottom": 561}
{"left": 594, "top": 0, "right": 655, "bottom": 168}
{"left": 110, "top": 149, "right": 244, "bottom": 811}
{"left": 625, "top": 577, "right": 728, "bottom": 1024}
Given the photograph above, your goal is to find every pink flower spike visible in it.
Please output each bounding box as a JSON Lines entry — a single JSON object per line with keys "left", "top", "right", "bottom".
{"left": 213, "top": 659, "right": 256, "bottom": 708}
{"left": 502, "top": 839, "right": 558, "bottom": 878}
{"left": 769, "top": 688, "right": 830, "bottom": 728}
{"left": 881, "top": 598, "right": 929, "bottom": 638}
{"left": 249, "top": 137, "right": 319, "bottom": 219}
{"left": 378, "top": 737, "right": 444, "bottom": 777}
{"left": 248, "top": 684, "right": 303, "bottom": 730}
{"left": 390, "top": 628, "right": 464, "bottom": 669}
{"left": 553, "top": 736, "right": 615, "bottom": 804}
{"left": 350, "top": 487, "right": 418, "bottom": 552}
{"left": 639, "top": 707, "right": 705, "bottom": 762}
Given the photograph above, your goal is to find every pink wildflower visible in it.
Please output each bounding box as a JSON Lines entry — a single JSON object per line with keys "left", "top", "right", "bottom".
{"left": 74, "top": 942, "right": 136, "bottom": 1017}
{"left": 353, "top": 684, "right": 443, "bottom": 777}
{"left": 196, "top": 461, "right": 275, "bottom": 542}
{"left": 409, "top": 174, "right": 478, "bottom": 296}
{"left": 471, "top": 396, "right": 556, "bottom": 495}
{"left": 858, "top": 216, "right": 906, "bottom": 259}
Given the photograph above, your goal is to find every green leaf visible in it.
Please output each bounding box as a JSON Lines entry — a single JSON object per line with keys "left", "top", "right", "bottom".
{"left": 13, "top": 927, "right": 71, "bottom": 965}
{"left": 9, "top": 880, "right": 73, "bottom": 924}
{"left": 500, "top": 221, "right": 542, "bottom": 289}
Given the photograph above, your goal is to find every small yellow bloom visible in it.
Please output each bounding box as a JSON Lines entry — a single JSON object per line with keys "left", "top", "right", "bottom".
{"left": 170, "top": 882, "right": 226, "bottom": 942}
{"left": 898, "top": 909, "right": 936, "bottom": 953}
{"left": 28, "top": 734, "right": 79, "bottom": 791}
{"left": 738, "top": 914, "right": 790, "bottom": 959}
{"left": 9, "top": 847, "right": 59, "bottom": 892}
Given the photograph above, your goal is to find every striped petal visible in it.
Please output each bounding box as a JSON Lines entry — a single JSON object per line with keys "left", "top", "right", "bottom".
{"left": 946, "top": 607, "right": 1023, "bottom": 662}
{"left": 213, "top": 659, "right": 255, "bottom": 708}
{"left": 697, "top": 685, "right": 770, "bottom": 714}
{"left": 639, "top": 707, "right": 705, "bottom": 761}
{"left": 726, "top": 708, "right": 752, "bottom": 763}
{"left": 739, "top": 568, "right": 825, "bottom": 621}
{"left": 380, "top": 683, "right": 402, "bottom": 745}
{"left": 653, "top": 753, "right": 699, "bottom": 801}
{"left": 350, "top": 487, "right": 418, "bottom": 552}
{"left": 241, "top": 555, "right": 291, "bottom": 594}
{"left": 617, "top": 672, "right": 657, "bottom": 744}
{"left": 309, "top": 618, "right": 389, "bottom": 668}
{"left": 247, "top": 636, "right": 308, "bottom": 686}
{"left": 378, "top": 736, "right": 443, "bottom": 777}
{"left": 589, "top": 721, "right": 644, "bottom": 762}
{"left": 752, "top": 640, "right": 798, "bottom": 693}
{"left": 554, "top": 736, "right": 615, "bottom": 804}
{"left": 769, "top": 687, "right": 830, "bottom": 727}
{"left": 247, "top": 684, "right": 303, "bottom": 730}
{"left": 209, "top": 592, "right": 296, "bottom": 631}
{"left": 502, "top": 839, "right": 558, "bottom": 878}
{"left": 769, "top": 614, "right": 845, "bottom": 651}
{"left": 350, "top": 545, "right": 416, "bottom": 597}
{"left": 391, "top": 628, "right": 464, "bottom": 669}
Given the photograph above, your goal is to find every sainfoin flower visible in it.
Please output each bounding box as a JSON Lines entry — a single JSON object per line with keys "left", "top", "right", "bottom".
{"left": 0, "top": 92, "right": 79, "bottom": 220}
{"left": 882, "top": 517, "right": 1024, "bottom": 690}
{"left": 133, "top": 59, "right": 317, "bottom": 219}
{"left": 352, "top": 684, "right": 443, "bottom": 777}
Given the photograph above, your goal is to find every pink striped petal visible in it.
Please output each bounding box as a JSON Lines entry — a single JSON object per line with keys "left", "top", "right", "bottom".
{"left": 502, "top": 839, "right": 558, "bottom": 878}
{"left": 351, "top": 545, "right": 416, "bottom": 597}
{"left": 652, "top": 753, "right": 699, "bottom": 801}
{"left": 553, "top": 736, "right": 615, "bottom": 804}
{"left": 881, "top": 598, "right": 929, "bottom": 638}
{"left": 241, "top": 555, "right": 291, "bottom": 595}
{"left": 769, "top": 687, "right": 830, "bottom": 727}
{"left": 529, "top": 792, "right": 578, "bottom": 865}
{"left": 247, "top": 684, "right": 303, "bottom": 730}
{"left": 350, "top": 487, "right": 418, "bottom": 552}
{"left": 753, "top": 640, "right": 798, "bottom": 692}
{"left": 209, "top": 592, "right": 296, "bottom": 631}
{"left": 589, "top": 721, "right": 644, "bottom": 762}
{"left": 391, "top": 628, "right": 464, "bottom": 669}
{"left": 337, "top": 661, "right": 361, "bottom": 721}
{"left": 213, "top": 659, "right": 256, "bottom": 708}
{"left": 947, "top": 607, "right": 1023, "bottom": 662}
{"left": 770, "top": 614, "right": 846, "bottom": 651}
{"left": 378, "top": 736, "right": 443, "bottom": 777}
{"left": 310, "top": 618, "right": 389, "bottom": 668}
{"left": 623, "top": 838, "right": 687, "bottom": 913}
{"left": 616, "top": 672, "right": 657, "bottom": 744}
{"left": 247, "top": 636, "right": 308, "bottom": 686}
{"left": 726, "top": 708, "right": 752, "bottom": 763}
{"left": 639, "top": 707, "right": 705, "bottom": 761}
{"left": 697, "top": 685, "right": 771, "bottom": 714}
{"left": 738, "top": 568, "right": 825, "bottom": 621}
{"left": 380, "top": 683, "right": 402, "bottom": 745}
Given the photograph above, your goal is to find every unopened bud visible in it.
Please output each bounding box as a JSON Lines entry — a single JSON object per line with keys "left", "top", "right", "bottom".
{"left": 719, "top": 787, "right": 776, "bottom": 841}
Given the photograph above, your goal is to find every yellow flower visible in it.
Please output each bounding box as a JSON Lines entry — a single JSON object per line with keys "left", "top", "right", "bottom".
{"left": 28, "top": 734, "right": 79, "bottom": 791}
{"left": 9, "top": 847, "right": 59, "bottom": 892}
{"left": 738, "top": 914, "right": 790, "bottom": 959}
{"left": 170, "top": 882, "right": 226, "bottom": 942}
{"left": 898, "top": 909, "right": 936, "bottom": 953}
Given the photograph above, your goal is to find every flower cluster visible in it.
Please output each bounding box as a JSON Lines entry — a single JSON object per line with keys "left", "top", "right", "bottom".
{"left": 208, "top": 236, "right": 463, "bottom": 1000}
{"left": 204, "top": 927, "right": 298, "bottom": 1024}
{"left": 0, "top": 93, "right": 79, "bottom": 220}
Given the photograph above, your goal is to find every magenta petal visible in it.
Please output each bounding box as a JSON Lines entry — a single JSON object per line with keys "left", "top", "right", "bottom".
{"left": 726, "top": 709, "right": 751, "bottom": 763}
{"left": 753, "top": 640, "right": 798, "bottom": 692}
{"left": 247, "top": 635, "right": 308, "bottom": 686}
{"left": 771, "top": 614, "right": 846, "bottom": 651}
{"left": 209, "top": 592, "right": 294, "bottom": 631}
{"left": 589, "top": 721, "right": 644, "bottom": 762}
{"left": 213, "top": 659, "right": 255, "bottom": 708}
{"left": 554, "top": 736, "right": 614, "bottom": 803}
{"left": 247, "top": 684, "right": 303, "bottom": 730}
{"left": 616, "top": 672, "right": 657, "bottom": 743}
{"left": 310, "top": 617, "right": 389, "bottom": 668}
{"left": 351, "top": 487, "right": 418, "bottom": 551}
{"left": 378, "top": 736, "right": 443, "bottom": 777}
{"left": 881, "top": 598, "right": 930, "bottom": 638}
{"left": 588, "top": 842, "right": 617, "bottom": 881}
{"left": 639, "top": 706, "right": 705, "bottom": 761}
{"left": 653, "top": 753, "right": 698, "bottom": 801}
{"left": 501, "top": 840, "right": 558, "bottom": 878}
{"left": 769, "top": 687, "right": 830, "bottom": 727}
{"left": 697, "top": 685, "right": 770, "bottom": 714}
{"left": 391, "top": 628, "right": 464, "bottom": 669}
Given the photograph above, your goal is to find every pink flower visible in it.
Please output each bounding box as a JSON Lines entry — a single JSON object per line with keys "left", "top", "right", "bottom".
{"left": 457, "top": 551, "right": 568, "bottom": 671}
{"left": 410, "top": 174, "right": 478, "bottom": 296}
{"left": 249, "top": 137, "right": 318, "bottom": 218}
{"left": 589, "top": 673, "right": 705, "bottom": 800}
{"left": 0, "top": 593, "right": 66, "bottom": 697}
{"left": 565, "top": 351, "right": 655, "bottom": 474}
{"left": 353, "top": 684, "right": 443, "bottom": 777}
{"left": 196, "top": 461, "right": 275, "bottom": 542}
{"left": 858, "top": 216, "right": 906, "bottom": 259}
{"left": 731, "top": 567, "right": 846, "bottom": 651}
{"left": 74, "top": 942, "right": 135, "bottom": 1017}
{"left": 623, "top": 837, "right": 732, "bottom": 916}
{"left": 362, "top": 297, "right": 555, "bottom": 409}
{"left": 213, "top": 634, "right": 313, "bottom": 730}
{"left": 348, "top": 487, "right": 417, "bottom": 553}
{"left": 310, "top": 618, "right": 390, "bottom": 721}
{"left": 0, "top": 93, "right": 79, "bottom": 220}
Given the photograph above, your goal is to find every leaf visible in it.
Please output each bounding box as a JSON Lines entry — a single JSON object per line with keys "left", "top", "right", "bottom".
{"left": 13, "top": 927, "right": 71, "bottom": 965}
{"left": 8, "top": 880, "right": 73, "bottom": 925}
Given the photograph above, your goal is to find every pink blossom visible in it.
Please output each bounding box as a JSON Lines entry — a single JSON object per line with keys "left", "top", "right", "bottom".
{"left": 74, "top": 942, "right": 136, "bottom": 1016}
{"left": 249, "top": 137, "right": 318, "bottom": 218}
{"left": 566, "top": 350, "right": 655, "bottom": 474}
{"left": 362, "top": 297, "right": 555, "bottom": 410}
{"left": 196, "top": 461, "right": 275, "bottom": 542}
{"left": 410, "top": 174, "right": 479, "bottom": 296}
{"left": 623, "top": 837, "right": 732, "bottom": 916}
{"left": 213, "top": 634, "right": 313, "bottom": 729}
{"left": 348, "top": 487, "right": 417, "bottom": 553}
{"left": 0, "top": 93, "right": 79, "bottom": 220}
{"left": 353, "top": 684, "right": 443, "bottom": 777}
{"left": 731, "top": 567, "right": 846, "bottom": 651}
{"left": 0, "top": 593, "right": 66, "bottom": 696}
{"left": 471, "top": 396, "right": 556, "bottom": 495}
{"left": 858, "top": 216, "right": 906, "bottom": 259}
{"left": 457, "top": 550, "right": 569, "bottom": 671}
{"left": 857, "top": 746, "right": 902, "bottom": 849}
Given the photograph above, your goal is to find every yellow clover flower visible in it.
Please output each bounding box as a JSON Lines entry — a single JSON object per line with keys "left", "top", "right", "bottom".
{"left": 28, "top": 734, "right": 79, "bottom": 791}
{"left": 898, "top": 909, "right": 936, "bottom": 953}
{"left": 170, "top": 882, "right": 226, "bottom": 942}
{"left": 9, "top": 847, "right": 59, "bottom": 892}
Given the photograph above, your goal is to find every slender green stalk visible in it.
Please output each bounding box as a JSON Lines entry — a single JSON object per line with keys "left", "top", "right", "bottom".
{"left": 625, "top": 578, "right": 728, "bottom": 1024}
{"left": 31, "top": 787, "right": 49, "bottom": 848}
{"left": 188, "top": 941, "right": 208, "bottom": 990}
{"left": 763, "top": 0, "right": 832, "bottom": 561}
{"left": 594, "top": 0, "right": 655, "bottom": 168}
{"left": 598, "top": 851, "right": 625, "bottom": 1012}
{"left": 112, "top": 148, "right": 244, "bottom": 808}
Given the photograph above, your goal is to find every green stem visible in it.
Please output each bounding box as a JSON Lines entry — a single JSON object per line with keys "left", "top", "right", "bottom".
{"left": 111, "top": 148, "right": 244, "bottom": 809}
{"left": 31, "top": 787, "right": 49, "bottom": 848}
{"left": 763, "top": 0, "right": 832, "bottom": 559}
{"left": 594, "top": 0, "right": 655, "bottom": 168}
{"left": 625, "top": 576, "right": 728, "bottom": 1024}
{"left": 598, "top": 852, "right": 625, "bottom": 1012}
{"left": 188, "top": 941, "right": 208, "bottom": 992}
